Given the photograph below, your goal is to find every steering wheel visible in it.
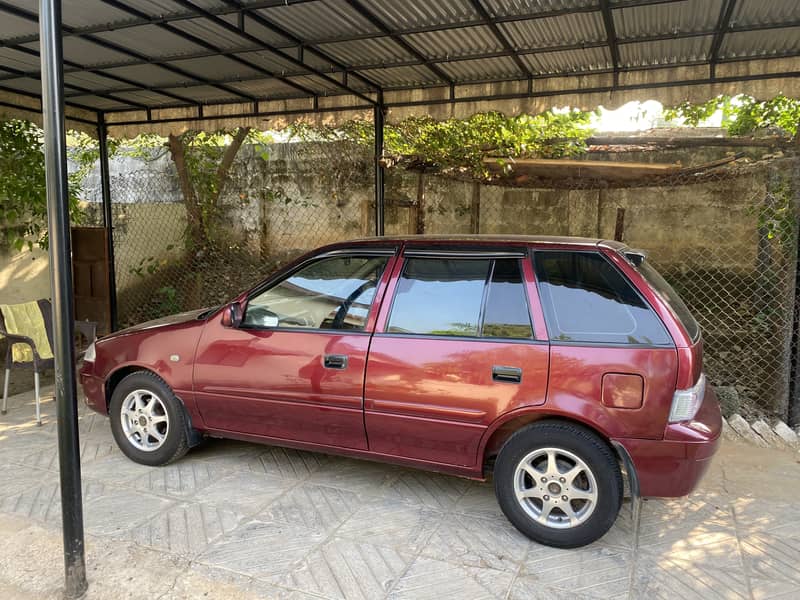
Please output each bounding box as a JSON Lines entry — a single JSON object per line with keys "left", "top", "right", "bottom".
{"left": 332, "top": 280, "right": 377, "bottom": 329}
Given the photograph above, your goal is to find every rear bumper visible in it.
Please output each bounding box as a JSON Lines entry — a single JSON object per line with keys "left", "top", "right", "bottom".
{"left": 613, "top": 382, "right": 722, "bottom": 498}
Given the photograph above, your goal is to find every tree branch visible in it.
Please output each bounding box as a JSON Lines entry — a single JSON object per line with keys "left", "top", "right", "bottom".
{"left": 213, "top": 126, "right": 251, "bottom": 203}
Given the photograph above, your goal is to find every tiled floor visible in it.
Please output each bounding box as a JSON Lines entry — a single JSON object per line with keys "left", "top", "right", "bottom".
{"left": 1, "top": 386, "right": 799, "bottom": 599}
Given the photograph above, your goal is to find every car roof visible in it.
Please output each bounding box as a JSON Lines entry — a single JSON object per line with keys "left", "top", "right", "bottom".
{"left": 321, "top": 234, "right": 622, "bottom": 250}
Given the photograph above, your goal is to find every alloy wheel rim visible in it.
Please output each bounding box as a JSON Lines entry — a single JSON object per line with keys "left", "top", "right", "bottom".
{"left": 120, "top": 389, "right": 169, "bottom": 452}
{"left": 513, "top": 447, "right": 598, "bottom": 529}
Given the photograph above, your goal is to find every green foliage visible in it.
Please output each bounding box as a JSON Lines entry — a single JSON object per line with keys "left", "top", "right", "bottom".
{"left": 289, "top": 109, "right": 596, "bottom": 177}
{"left": 0, "top": 118, "right": 85, "bottom": 251}
{"left": 664, "top": 94, "right": 800, "bottom": 136}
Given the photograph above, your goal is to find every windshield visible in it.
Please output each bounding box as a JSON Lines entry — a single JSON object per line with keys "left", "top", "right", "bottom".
{"left": 633, "top": 257, "right": 700, "bottom": 342}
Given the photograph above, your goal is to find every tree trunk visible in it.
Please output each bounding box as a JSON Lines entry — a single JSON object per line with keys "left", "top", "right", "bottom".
{"left": 167, "top": 133, "right": 204, "bottom": 250}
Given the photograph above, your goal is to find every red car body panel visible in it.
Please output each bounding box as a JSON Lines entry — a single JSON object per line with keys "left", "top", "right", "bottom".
{"left": 80, "top": 235, "right": 721, "bottom": 497}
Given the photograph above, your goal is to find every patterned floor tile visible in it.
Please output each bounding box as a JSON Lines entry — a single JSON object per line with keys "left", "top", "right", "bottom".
{"left": 193, "top": 471, "right": 295, "bottom": 518}
{"left": 79, "top": 452, "right": 154, "bottom": 486}
{"left": 244, "top": 446, "right": 331, "bottom": 480}
{"left": 259, "top": 482, "right": 359, "bottom": 531}
{"left": 637, "top": 493, "right": 738, "bottom": 551}
{"left": 0, "top": 464, "right": 56, "bottom": 499}
{"left": 18, "top": 439, "right": 118, "bottom": 471}
{"left": 521, "top": 543, "right": 632, "bottom": 598}
{"left": 634, "top": 537, "right": 750, "bottom": 600}
{"left": 420, "top": 513, "right": 529, "bottom": 572}
{"left": 82, "top": 487, "right": 175, "bottom": 537}
{"left": 386, "top": 470, "right": 471, "bottom": 511}
{"left": 452, "top": 482, "right": 506, "bottom": 520}
{"left": 197, "top": 519, "right": 327, "bottom": 579}
{"left": 388, "top": 556, "right": 513, "bottom": 600}
{"left": 272, "top": 536, "right": 412, "bottom": 600}
{"left": 739, "top": 530, "right": 800, "bottom": 600}
{"left": 130, "top": 501, "right": 244, "bottom": 557}
{"left": 132, "top": 460, "right": 232, "bottom": 498}
{"left": 306, "top": 457, "right": 400, "bottom": 498}
{"left": 0, "top": 479, "right": 107, "bottom": 526}
{"left": 336, "top": 498, "right": 443, "bottom": 553}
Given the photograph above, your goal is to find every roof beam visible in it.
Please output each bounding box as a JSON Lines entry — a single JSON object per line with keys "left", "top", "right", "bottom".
{"left": 0, "top": 0, "right": 256, "bottom": 106}
{"left": 170, "top": 0, "right": 376, "bottom": 104}
{"left": 468, "top": 0, "right": 531, "bottom": 79}
{"left": 344, "top": 0, "right": 453, "bottom": 85}
{"left": 599, "top": 0, "right": 620, "bottom": 84}
{"left": 709, "top": 0, "right": 738, "bottom": 77}
{"left": 98, "top": 0, "right": 319, "bottom": 100}
{"left": 220, "top": 0, "right": 383, "bottom": 93}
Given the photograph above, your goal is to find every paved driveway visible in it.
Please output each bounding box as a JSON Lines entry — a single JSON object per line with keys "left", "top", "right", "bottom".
{"left": 0, "top": 386, "right": 798, "bottom": 599}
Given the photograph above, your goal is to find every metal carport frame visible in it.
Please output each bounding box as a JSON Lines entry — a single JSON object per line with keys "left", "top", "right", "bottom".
{"left": 3, "top": 0, "right": 800, "bottom": 596}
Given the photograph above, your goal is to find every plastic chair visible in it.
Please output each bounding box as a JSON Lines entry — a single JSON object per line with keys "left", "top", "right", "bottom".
{"left": 1, "top": 299, "right": 96, "bottom": 425}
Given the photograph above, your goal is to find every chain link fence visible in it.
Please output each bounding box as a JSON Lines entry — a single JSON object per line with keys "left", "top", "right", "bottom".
{"left": 81, "top": 146, "right": 800, "bottom": 422}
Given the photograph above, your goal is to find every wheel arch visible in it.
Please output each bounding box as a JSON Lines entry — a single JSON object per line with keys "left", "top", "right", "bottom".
{"left": 104, "top": 365, "right": 203, "bottom": 448}
{"left": 478, "top": 408, "right": 623, "bottom": 478}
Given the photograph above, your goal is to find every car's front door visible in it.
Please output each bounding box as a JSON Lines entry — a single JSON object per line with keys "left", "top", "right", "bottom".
{"left": 193, "top": 250, "right": 396, "bottom": 450}
{"left": 364, "top": 250, "right": 550, "bottom": 467}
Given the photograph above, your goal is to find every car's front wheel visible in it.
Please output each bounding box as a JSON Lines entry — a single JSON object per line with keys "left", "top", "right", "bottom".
{"left": 109, "top": 371, "right": 190, "bottom": 466}
{"left": 494, "top": 421, "right": 623, "bottom": 548}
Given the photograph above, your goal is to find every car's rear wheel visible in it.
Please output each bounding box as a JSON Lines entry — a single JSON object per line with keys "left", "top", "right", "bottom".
{"left": 494, "top": 421, "right": 622, "bottom": 548}
{"left": 109, "top": 371, "right": 190, "bottom": 466}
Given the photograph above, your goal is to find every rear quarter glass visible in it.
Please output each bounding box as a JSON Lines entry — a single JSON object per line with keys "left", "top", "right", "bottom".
{"left": 532, "top": 250, "right": 673, "bottom": 347}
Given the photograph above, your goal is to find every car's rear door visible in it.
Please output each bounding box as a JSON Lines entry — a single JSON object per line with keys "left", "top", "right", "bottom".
{"left": 193, "top": 248, "right": 397, "bottom": 450}
{"left": 364, "top": 247, "right": 549, "bottom": 467}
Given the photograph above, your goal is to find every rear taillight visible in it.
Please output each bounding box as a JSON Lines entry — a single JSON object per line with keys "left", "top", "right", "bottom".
{"left": 668, "top": 373, "right": 706, "bottom": 423}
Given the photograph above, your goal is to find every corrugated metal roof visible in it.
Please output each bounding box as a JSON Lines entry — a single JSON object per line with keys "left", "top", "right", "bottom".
{"left": 317, "top": 36, "right": 418, "bottom": 67}
{"left": 256, "top": 0, "right": 380, "bottom": 42}
{"left": 619, "top": 35, "right": 713, "bottom": 67}
{"left": 358, "top": 64, "right": 442, "bottom": 86}
{"left": 731, "top": 0, "right": 800, "bottom": 28}
{"left": 160, "top": 84, "right": 242, "bottom": 103}
{"left": 438, "top": 56, "right": 523, "bottom": 81}
{"left": 403, "top": 26, "right": 506, "bottom": 60}
{"left": 500, "top": 12, "right": 606, "bottom": 48}
{"left": 166, "top": 55, "right": 266, "bottom": 80}
{"left": 361, "top": 0, "right": 479, "bottom": 30}
{"left": 521, "top": 46, "right": 612, "bottom": 74}
{"left": 0, "top": 0, "right": 799, "bottom": 118}
{"left": 92, "top": 24, "right": 205, "bottom": 59}
{"left": 168, "top": 17, "right": 261, "bottom": 52}
{"left": 721, "top": 27, "right": 800, "bottom": 59}
{"left": 227, "top": 78, "right": 307, "bottom": 99}
{"left": 614, "top": 0, "right": 723, "bottom": 38}
{"left": 101, "top": 63, "right": 189, "bottom": 88}
{"left": 234, "top": 49, "right": 307, "bottom": 77}
{"left": 483, "top": 0, "right": 596, "bottom": 17}
{"left": 65, "top": 94, "right": 132, "bottom": 110}
{"left": 0, "top": 11, "right": 38, "bottom": 42}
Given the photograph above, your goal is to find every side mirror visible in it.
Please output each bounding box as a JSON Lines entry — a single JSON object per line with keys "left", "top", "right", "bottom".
{"left": 221, "top": 302, "right": 243, "bottom": 328}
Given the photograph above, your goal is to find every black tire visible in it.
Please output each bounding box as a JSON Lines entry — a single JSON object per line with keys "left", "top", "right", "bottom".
{"left": 109, "top": 371, "right": 191, "bottom": 466}
{"left": 494, "top": 420, "right": 623, "bottom": 548}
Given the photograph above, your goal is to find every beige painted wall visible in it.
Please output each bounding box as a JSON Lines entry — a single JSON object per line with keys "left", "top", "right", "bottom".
{"left": 0, "top": 245, "right": 51, "bottom": 305}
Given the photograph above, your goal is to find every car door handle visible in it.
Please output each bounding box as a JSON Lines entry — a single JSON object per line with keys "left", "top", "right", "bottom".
{"left": 492, "top": 365, "right": 522, "bottom": 383}
{"left": 323, "top": 354, "right": 348, "bottom": 369}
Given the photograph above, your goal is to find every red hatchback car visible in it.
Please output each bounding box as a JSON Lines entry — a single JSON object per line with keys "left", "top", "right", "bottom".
{"left": 80, "top": 235, "right": 721, "bottom": 548}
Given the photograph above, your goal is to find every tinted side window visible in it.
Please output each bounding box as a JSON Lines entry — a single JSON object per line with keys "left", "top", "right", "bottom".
{"left": 387, "top": 258, "right": 490, "bottom": 336}
{"left": 482, "top": 259, "right": 533, "bottom": 339}
{"left": 534, "top": 251, "right": 672, "bottom": 346}
{"left": 244, "top": 255, "right": 389, "bottom": 330}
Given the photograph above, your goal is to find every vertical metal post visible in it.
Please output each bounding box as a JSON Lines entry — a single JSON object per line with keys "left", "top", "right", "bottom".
{"left": 374, "top": 97, "right": 385, "bottom": 236}
{"left": 97, "top": 113, "right": 117, "bottom": 332}
{"left": 39, "top": 0, "right": 88, "bottom": 597}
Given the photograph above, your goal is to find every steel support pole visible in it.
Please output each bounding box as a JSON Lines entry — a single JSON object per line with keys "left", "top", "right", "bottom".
{"left": 97, "top": 114, "right": 117, "bottom": 332}
{"left": 39, "top": 0, "right": 88, "bottom": 597}
{"left": 374, "top": 99, "right": 385, "bottom": 236}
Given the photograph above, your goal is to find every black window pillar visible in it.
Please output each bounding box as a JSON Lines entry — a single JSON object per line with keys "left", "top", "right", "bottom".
{"left": 39, "top": 0, "right": 88, "bottom": 597}
{"left": 374, "top": 96, "right": 385, "bottom": 236}
{"left": 97, "top": 113, "right": 117, "bottom": 332}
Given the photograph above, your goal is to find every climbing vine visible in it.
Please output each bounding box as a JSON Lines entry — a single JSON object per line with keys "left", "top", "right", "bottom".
{"left": 288, "top": 109, "right": 596, "bottom": 177}
{"left": 664, "top": 94, "right": 800, "bottom": 137}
